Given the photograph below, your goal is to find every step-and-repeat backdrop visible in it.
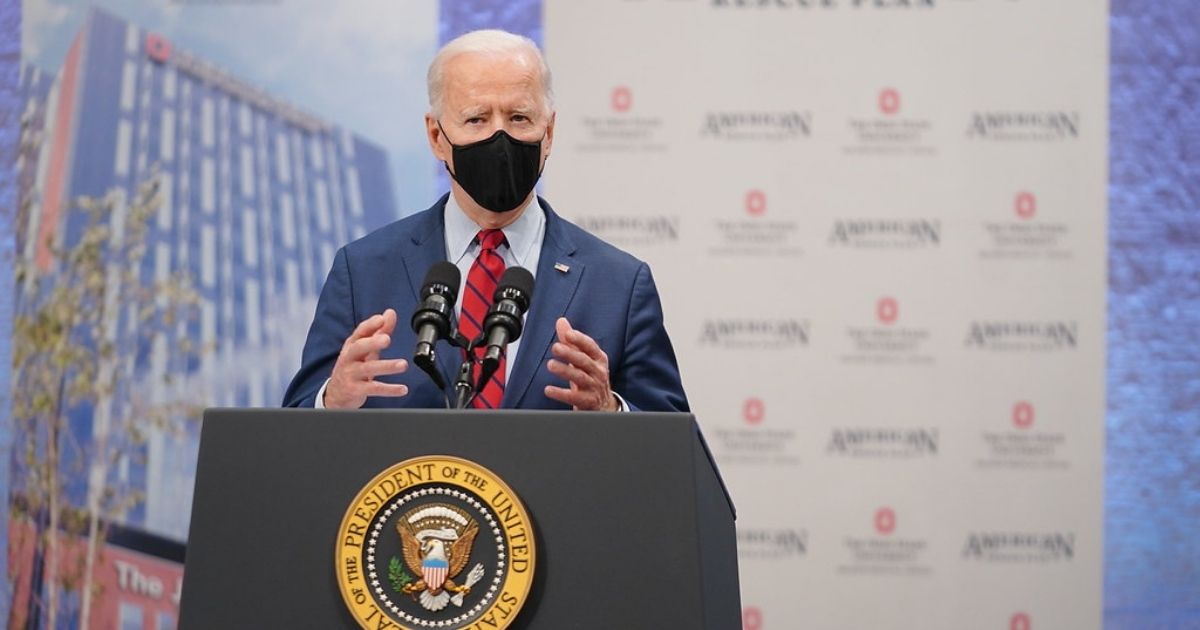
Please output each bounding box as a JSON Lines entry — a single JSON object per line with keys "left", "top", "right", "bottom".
{"left": 4, "top": 0, "right": 1107, "bottom": 627}
{"left": 542, "top": 2, "right": 1106, "bottom": 628}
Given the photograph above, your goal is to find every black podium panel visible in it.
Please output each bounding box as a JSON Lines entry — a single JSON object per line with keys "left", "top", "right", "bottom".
{"left": 179, "top": 409, "right": 739, "bottom": 629}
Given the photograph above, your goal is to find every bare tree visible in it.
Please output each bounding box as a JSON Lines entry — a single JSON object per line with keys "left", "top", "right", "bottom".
{"left": 8, "top": 169, "right": 203, "bottom": 629}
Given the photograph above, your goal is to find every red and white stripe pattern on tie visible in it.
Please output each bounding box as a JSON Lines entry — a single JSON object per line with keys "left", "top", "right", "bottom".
{"left": 458, "top": 229, "right": 507, "bottom": 409}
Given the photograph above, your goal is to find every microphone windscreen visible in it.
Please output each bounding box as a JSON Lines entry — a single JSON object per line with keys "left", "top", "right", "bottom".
{"left": 422, "top": 261, "right": 461, "bottom": 301}
{"left": 495, "top": 266, "right": 534, "bottom": 302}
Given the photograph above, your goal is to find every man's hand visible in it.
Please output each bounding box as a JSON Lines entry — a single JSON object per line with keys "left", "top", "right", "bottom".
{"left": 544, "top": 317, "right": 618, "bottom": 412}
{"left": 324, "top": 309, "right": 409, "bottom": 409}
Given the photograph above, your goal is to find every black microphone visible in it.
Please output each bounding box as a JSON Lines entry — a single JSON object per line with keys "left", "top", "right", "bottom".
{"left": 476, "top": 267, "right": 534, "bottom": 392}
{"left": 411, "top": 262, "right": 461, "bottom": 390}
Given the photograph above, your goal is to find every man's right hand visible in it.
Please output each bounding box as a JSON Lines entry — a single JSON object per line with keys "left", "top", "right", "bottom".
{"left": 324, "top": 308, "right": 410, "bottom": 409}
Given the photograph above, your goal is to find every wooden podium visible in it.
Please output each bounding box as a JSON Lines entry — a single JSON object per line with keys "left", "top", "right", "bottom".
{"left": 179, "top": 409, "right": 739, "bottom": 629}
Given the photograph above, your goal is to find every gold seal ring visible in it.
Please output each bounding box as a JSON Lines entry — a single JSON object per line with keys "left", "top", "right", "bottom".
{"left": 335, "top": 456, "right": 535, "bottom": 630}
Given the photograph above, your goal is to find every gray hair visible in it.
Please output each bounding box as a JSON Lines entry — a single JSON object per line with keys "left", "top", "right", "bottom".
{"left": 427, "top": 29, "right": 555, "bottom": 117}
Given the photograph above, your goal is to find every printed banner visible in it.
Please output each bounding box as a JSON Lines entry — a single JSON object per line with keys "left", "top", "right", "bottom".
{"left": 543, "top": 1, "right": 1106, "bottom": 628}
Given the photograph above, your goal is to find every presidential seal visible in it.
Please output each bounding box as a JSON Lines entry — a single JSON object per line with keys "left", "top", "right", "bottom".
{"left": 335, "top": 456, "right": 535, "bottom": 630}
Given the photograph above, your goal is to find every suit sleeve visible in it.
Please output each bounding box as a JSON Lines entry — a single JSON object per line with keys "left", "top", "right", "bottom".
{"left": 281, "top": 247, "right": 357, "bottom": 407}
{"left": 613, "top": 262, "right": 690, "bottom": 413}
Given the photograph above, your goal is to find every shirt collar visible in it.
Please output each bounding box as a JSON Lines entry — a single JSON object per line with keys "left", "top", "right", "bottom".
{"left": 444, "top": 193, "right": 544, "bottom": 267}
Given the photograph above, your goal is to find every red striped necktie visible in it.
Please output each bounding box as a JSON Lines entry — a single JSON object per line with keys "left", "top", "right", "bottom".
{"left": 459, "top": 229, "right": 507, "bottom": 409}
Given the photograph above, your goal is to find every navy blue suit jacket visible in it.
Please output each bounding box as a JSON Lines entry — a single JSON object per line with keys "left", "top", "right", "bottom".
{"left": 281, "top": 195, "right": 689, "bottom": 412}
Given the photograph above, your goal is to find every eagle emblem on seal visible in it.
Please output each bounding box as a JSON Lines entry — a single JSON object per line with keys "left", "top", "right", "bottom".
{"left": 397, "top": 504, "right": 487, "bottom": 612}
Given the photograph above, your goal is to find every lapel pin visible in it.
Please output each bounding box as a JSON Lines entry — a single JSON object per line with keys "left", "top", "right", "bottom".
{"left": 554, "top": 262, "right": 570, "bottom": 273}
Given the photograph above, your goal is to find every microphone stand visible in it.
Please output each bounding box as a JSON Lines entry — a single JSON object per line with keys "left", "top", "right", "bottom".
{"left": 447, "top": 323, "right": 514, "bottom": 409}
{"left": 453, "top": 359, "right": 474, "bottom": 410}
{"left": 450, "top": 332, "right": 477, "bottom": 409}
{"left": 414, "top": 350, "right": 446, "bottom": 391}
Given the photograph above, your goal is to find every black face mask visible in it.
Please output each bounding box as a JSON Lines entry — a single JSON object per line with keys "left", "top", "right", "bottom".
{"left": 439, "top": 122, "right": 545, "bottom": 213}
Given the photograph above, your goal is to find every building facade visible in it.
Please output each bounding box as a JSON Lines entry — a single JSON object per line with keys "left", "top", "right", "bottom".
{"left": 13, "top": 2, "right": 397, "bottom": 556}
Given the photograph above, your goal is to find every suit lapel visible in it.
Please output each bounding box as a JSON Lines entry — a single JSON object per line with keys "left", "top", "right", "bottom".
{"left": 400, "top": 195, "right": 459, "bottom": 388}
{"left": 504, "top": 203, "right": 582, "bottom": 408}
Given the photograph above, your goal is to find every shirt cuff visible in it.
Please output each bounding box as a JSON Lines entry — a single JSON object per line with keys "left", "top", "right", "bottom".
{"left": 612, "top": 391, "right": 630, "bottom": 413}
{"left": 315, "top": 378, "right": 330, "bottom": 409}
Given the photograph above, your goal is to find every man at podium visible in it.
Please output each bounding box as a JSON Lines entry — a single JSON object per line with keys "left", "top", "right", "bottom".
{"left": 282, "top": 29, "right": 688, "bottom": 414}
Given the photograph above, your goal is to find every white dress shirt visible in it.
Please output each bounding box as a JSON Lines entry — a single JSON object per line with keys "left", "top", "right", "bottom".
{"left": 442, "top": 193, "right": 545, "bottom": 380}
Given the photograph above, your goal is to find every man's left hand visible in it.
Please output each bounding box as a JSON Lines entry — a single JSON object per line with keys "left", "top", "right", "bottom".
{"left": 544, "top": 317, "right": 618, "bottom": 411}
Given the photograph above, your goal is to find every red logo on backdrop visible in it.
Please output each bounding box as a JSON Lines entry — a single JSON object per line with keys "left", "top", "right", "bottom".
{"left": 745, "top": 190, "right": 767, "bottom": 216}
{"left": 1015, "top": 192, "right": 1037, "bottom": 219}
{"left": 1010, "top": 612, "right": 1032, "bottom": 630}
{"left": 878, "top": 88, "right": 901, "bottom": 115}
{"left": 743, "top": 398, "right": 765, "bottom": 425}
{"left": 145, "top": 33, "right": 171, "bottom": 63}
{"left": 742, "top": 607, "right": 763, "bottom": 630}
{"left": 611, "top": 86, "right": 632, "bottom": 113}
{"left": 1012, "top": 402, "right": 1035, "bottom": 429}
{"left": 874, "top": 507, "right": 896, "bottom": 535}
{"left": 876, "top": 297, "right": 899, "bottom": 325}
